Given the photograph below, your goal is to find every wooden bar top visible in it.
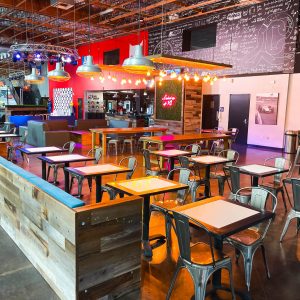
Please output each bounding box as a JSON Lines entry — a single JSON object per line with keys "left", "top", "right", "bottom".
{"left": 140, "top": 133, "right": 229, "bottom": 143}
{"left": 89, "top": 127, "right": 167, "bottom": 134}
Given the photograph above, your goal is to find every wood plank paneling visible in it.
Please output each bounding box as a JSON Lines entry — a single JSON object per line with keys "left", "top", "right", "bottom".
{"left": 0, "top": 160, "right": 143, "bottom": 300}
{"left": 184, "top": 82, "right": 202, "bottom": 134}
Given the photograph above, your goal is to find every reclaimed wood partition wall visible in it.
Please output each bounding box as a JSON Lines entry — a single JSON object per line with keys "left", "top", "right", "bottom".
{"left": 0, "top": 162, "right": 143, "bottom": 300}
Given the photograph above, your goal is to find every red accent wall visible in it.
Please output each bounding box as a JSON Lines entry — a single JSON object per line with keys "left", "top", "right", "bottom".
{"left": 49, "top": 32, "right": 149, "bottom": 116}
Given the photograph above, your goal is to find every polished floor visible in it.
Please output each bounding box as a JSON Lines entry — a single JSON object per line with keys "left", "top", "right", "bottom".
{"left": 1, "top": 144, "right": 300, "bottom": 300}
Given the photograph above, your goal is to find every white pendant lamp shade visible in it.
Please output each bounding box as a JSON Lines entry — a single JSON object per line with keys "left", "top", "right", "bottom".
{"left": 76, "top": 55, "right": 102, "bottom": 78}
{"left": 25, "top": 67, "right": 44, "bottom": 84}
{"left": 48, "top": 62, "right": 71, "bottom": 82}
{"left": 122, "top": 45, "right": 154, "bottom": 72}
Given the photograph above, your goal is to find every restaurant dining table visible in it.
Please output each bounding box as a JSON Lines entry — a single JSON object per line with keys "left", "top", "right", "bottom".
{"left": 0, "top": 133, "right": 21, "bottom": 139}
{"left": 190, "top": 155, "right": 235, "bottom": 198}
{"left": 238, "top": 164, "right": 289, "bottom": 186}
{"left": 150, "top": 149, "right": 195, "bottom": 178}
{"left": 19, "top": 146, "right": 68, "bottom": 157}
{"left": 65, "top": 163, "right": 130, "bottom": 202}
{"left": 38, "top": 154, "right": 95, "bottom": 192}
{"left": 106, "top": 176, "right": 188, "bottom": 258}
{"left": 90, "top": 126, "right": 168, "bottom": 155}
{"left": 173, "top": 196, "right": 274, "bottom": 289}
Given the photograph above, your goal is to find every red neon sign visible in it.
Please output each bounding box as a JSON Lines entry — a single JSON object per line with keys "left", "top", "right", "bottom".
{"left": 162, "top": 94, "right": 176, "bottom": 107}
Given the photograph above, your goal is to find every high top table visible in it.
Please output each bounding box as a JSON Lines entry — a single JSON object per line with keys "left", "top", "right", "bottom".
{"left": 238, "top": 164, "right": 289, "bottom": 186}
{"left": 106, "top": 176, "right": 188, "bottom": 257}
{"left": 65, "top": 163, "right": 130, "bottom": 202}
{"left": 173, "top": 196, "right": 274, "bottom": 289}
{"left": 38, "top": 154, "right": 95, "bottom": 192}
{"left": 90, "top": 127, "right": 167, "bottom": 155}
{"left": 190, "top": 155, "right": 235, "bottom": 198}
{"left": 19, "top": 146, "right": 68, "bottom": 157}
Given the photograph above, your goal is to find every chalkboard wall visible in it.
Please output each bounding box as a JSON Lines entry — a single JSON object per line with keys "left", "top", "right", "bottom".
{"left": 148, "top": 0, "right": 299, "bottom": 75}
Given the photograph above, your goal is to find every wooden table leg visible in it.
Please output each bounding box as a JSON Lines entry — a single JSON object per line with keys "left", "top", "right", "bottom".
{"left": 95, "top": 175, "right": 102, "bottom": 203}
{"left": 91, "top": 132, "right": 95, "bottom": 154}
{"left": 64, "top": 163, "right": 70, "bottom": 193}
{"left": 102, "top": 134, "right": 107, "bottom": 156}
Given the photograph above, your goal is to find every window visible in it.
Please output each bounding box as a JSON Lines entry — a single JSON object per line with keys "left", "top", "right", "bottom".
{"left": 182, "top": 23, "right": 217, "bottom": 51}
{"left": 103, "top": 49, "right": 120, "bottom": 65}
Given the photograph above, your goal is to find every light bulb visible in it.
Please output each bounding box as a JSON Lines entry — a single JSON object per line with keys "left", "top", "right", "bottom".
{"left": 178, "top": 75, "right": 182, "bottom": 81}
{"left": 108, "top": 74, "right": 111, "bottom": 79}
{"left": 159, "top": 81, "right": 162, "bottom": 86}
{"left": 194, "top": 74, "right": 200, "bottom": 82}
{"left": 170, "top": 72, "right": 177, "bottom": 79}
{"left": 184, "top": 73, "right": 190, "bottom": 81}
{"left": 128, "top": 79, "right": 132, "bottom": 84}
{"left": 147, "top": 71, "right": 151, "bottom": 76}
{"left": 213, "top": 76, "right": 218, "bottom": 82}
{"left": 91, "top": 77, "right": 94, "bottom": 81}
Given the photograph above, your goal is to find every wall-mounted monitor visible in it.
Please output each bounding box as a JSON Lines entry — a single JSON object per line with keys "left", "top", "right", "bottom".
{"left": 182, "top": 23, "right": 217, "bottom": 52}
{"left": 103, "top": 49, "right": 120, "bottom": 65}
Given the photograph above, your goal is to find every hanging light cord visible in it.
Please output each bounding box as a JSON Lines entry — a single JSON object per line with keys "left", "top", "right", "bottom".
{"left": 73, "top": 0, "right": 76, "bottom": 51}
{"left": 160, "top": 1, "right": 164, "bottom": 54}
{"left": 88, "top": 0, "right": 91, "bottom": 54}
{"left": 138, "top": 0, "right": 141, "bottom": 43}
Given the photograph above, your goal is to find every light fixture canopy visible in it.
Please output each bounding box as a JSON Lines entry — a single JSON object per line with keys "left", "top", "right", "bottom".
{"left": 25, "top": 67, "right": 44, "bottom": 84}
{"left": 122, "top": 45, "right": 155, "bottom": 72}
{"left": 48, "top": 62, "right": 70, "bottom": 82}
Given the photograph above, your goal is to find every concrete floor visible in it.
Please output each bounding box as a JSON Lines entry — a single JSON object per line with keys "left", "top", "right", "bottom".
{"left": 1, "top": 144, "right": 300, "bottom": 299}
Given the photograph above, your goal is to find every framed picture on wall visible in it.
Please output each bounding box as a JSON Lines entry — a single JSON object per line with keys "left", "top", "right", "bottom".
{"left": 255, "top": 93, "right": 279, "bottom": 125}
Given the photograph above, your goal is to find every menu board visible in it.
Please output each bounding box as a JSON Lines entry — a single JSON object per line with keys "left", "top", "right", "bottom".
{"left": 148, "top": 0, "right": 299, "bottom": 75}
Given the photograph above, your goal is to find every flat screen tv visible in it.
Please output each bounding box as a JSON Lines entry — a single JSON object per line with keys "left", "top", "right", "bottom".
{"left": 182, "top": 23, "right": 217, "bottom": 52}
{"left": 103, "top": 49, "right": 120, "bottom": 65}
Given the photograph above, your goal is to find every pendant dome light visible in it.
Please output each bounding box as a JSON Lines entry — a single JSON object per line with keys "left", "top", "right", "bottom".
{"left": 122, "top": 0, "right": 154, "bottom": 72}
{"left": 25, "top": 67, "right": 44, "bottom": 84}
{"left": 76, "top": 0, "right": 102, "bottom": 78}
{"left": 48, "top": 62, "right": 71, "bottom": 82}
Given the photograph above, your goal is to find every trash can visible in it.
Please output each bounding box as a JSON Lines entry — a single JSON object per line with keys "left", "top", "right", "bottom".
{"left": 284, "top": 130, "right": 297, "bottom": 153}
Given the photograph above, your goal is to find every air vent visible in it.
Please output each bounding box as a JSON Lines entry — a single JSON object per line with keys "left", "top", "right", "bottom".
{"left": 50, "top": 0, "right": 74, "bottom": 10}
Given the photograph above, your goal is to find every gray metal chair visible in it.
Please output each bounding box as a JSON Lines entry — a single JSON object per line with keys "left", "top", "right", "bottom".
{"left": 228, "top": 166, "right": 251, "bottom": 203}
{"left": 226, "top": 187, "right": 277, "bottom": 291}
{"left": 259, "top": 156, "right": 291, "bottom": 211}
{"left": 69, "top": 147, "right": 102, "bottom": 196}
{"left": 178, "top": 155, "right": 207, "bottom": 202}
{"left": 283, "top": 146, "right": 300, "bottom": 207}
{"left": 280, "top": 178, "right": 300, "bottom": 242}
{"left": 7, "top": 129, "right": 27, "bottom": 162}
{"left": 210, "top": 149, "right": 239, "bottom": 195}
{"left": 150, "top": 167, "right": 194, "bottom": 247}
{"left": 228, "top": 128, "right": 239, "bottom": 148}
{"left": 100, "top": 156, "right": 138, "bottom": 200}
{"left": 167, "top": 210, "right": 235, "bottom": 300}
{"left": 47, "top": 141, "right": 76, "bottom": 184}
{"left": 142, "top": 149, "right": 168, "bottom": 176}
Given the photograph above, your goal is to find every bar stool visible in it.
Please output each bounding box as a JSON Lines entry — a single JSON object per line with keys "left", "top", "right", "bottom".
{"left": 108, "top": 139, "right": 119, "bottom": 155}
{"left": 122, "top": 138, "right": 134, "bottom": 154}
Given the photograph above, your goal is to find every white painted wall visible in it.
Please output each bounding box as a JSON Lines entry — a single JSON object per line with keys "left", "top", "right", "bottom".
{"left": 285, "top": 73, "right": 300, "bottom": 130}
{"left": 202, "top": 74, "right": 290, "bottom": 148}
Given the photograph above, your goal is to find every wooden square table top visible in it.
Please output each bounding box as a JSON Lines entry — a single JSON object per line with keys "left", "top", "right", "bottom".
{"left": 65, "top": 163, "right": 130, "bottom": 176}
{"left": 238, "top": 164, "right": 289, "bottom": 177}
{"left": 150, "top": 149, "right": 192, "bottom": 158}
{"left": 173, "top": 196, "right": 274, "bottom": 238}
{"left": 20, "top": 146, "right": 67, "bottom": 155}
{"left": 106, "top": 176, "right": 188, "bottom": 197}
{"left": 38, "top": 154, "right": 94, "bottom": 164}
{"left": 191, "top": 155, "right": 233, "bottom": 165}
{"left": 89, "top": 127, "right": 167, "bottom": 134}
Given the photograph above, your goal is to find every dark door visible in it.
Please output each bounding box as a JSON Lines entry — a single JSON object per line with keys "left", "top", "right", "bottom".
{"left": 202, "top": 95, "right": 220, "bottom": 129}
{"left": 228, "top": 94, "right": 250, "bottom": 144}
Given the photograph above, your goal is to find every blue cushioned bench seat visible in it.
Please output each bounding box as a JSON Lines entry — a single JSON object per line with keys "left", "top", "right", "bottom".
{"left": 0, "top": 157, "right": 85, "bottom": 208}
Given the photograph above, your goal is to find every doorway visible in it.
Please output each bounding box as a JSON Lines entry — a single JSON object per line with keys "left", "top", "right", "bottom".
{"left": 228, "top": 94, "right": 250, "bottom": 144}
{"left": 202, "top": 95, "right": 220, "bottom": 129}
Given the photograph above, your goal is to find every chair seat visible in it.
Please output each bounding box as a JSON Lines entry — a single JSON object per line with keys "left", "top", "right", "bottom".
{"left": 190, "top": 242, "right": 227, "bottom": 265}
{"left": 210, "top": 171, "right": 227, "bottom": 179}
{"left": 151, "top": 199, "right": 181, "bottom": 212}
{"left": 260, "top": 181, "right": 283, "bottom": 190}
{"left": 228, "top": 228, "right": 261, "bottom": 246}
